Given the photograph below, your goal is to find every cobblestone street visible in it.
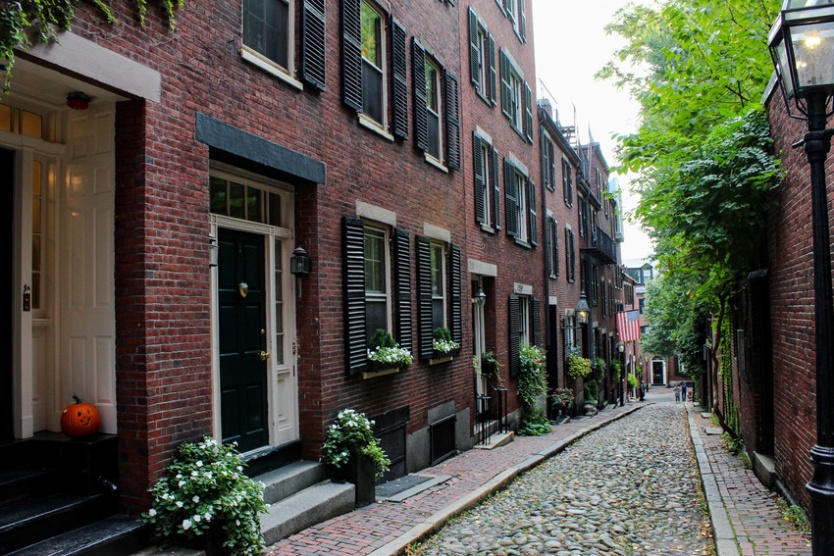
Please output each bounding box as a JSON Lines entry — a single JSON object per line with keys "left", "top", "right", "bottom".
{"left": 414, "top": 400, "right": 713, "bottom": 556}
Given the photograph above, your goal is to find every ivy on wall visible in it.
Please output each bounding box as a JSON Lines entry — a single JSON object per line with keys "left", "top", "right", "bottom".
{"left": 0, "top": 0, "right": 183, "bottom": 90}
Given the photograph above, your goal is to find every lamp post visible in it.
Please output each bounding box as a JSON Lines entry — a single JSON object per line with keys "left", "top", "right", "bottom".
{"left": 769, "top": 2, "right": 834, "bottom": 552}
{"left": 617, "top": 341, "right": 626, "bottom": 407}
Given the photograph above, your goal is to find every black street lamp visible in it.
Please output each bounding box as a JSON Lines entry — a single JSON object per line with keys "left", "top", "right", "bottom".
{"left": 769, "top": 2, "right": 834, "bottom": 552}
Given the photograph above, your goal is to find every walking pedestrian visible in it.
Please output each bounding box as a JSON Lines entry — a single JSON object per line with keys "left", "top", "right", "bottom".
{"left": 674, "top": 383, "right": 681, "bottom": 404}
{"left": 681, "top": 382, "right": 688, "bottom": 402}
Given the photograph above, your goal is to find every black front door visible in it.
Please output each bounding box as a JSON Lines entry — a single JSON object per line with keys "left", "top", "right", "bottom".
{"left": 218, "top": 228, "right": 268, "bottom": 452}
{"left": 653, "top": 361, "right": 664, "bottom": 385}
{"left": 0, "top": 148, "right": 13, "bottom": 443}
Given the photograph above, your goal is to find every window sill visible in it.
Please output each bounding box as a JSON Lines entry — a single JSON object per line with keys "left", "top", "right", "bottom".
{"left": 424, "top": 154, "right": 449, "bottom": 173}
{"left": 358, "top": 114, "right": 395, "bottom": 141}
{"left": 363, "top": 363, "right": 402, "bottom": 379}
{"left": 480, "top": 224, "right": 496, "bottom": 234}
{"left": 514, "top": 237, "right": 532, "bottom": 249}
{"left": 241, "top": 48, "right": 304, "bottom": 91}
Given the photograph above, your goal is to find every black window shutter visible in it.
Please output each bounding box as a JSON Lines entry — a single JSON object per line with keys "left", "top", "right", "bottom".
{"left": 300, "top": 0, "right": 326, "bottom": 91}
{"left": 554, "top": 220, "right": 560, "bottom": 276}
{"left": 519, "top": 0, "right": 527, "bottom": 42}
{"left": 563, "top": 160, "right": 570, "bottom": 204}
{"left": 540, "top": 129, "right": 550, "bottom": 190}
{"left": 343, "top": 217, "right": 367, "bottom": 375}
{"left": 394, "top": 228, "right": 412, "bottom": 352}
{"left": 528, "top": 178, "right": 537, "bottom": 246}
{"left": 341, "top": 0, "right": 363, "bottom": 111}
{"left": 446, "top": 0, "right": 456, "bottom": 5}
{"left": 412, "top": 39, "right": 429, "bottom": 152}
{"left": 468, "top": 8, "right": 480, "bottom": 87}
{"left": 449, "top": 244, "right": 462, "bottom": 345}
{"left": 532, "top": 296, "right": 542, "bottom": 347}
{"left": 473, "top": 133, "right": 485, "bottom": 224}
{"left": 491, "top": 147, "right": 501, "bottom": 230}
{"left": 524, "top": 81, "right": 533, "bottom": 143}
{"left": 509, "top": 294, "right": 520, "bottom": 377}
{"left": 445, "top": 71, "right": 461, "bottom": 170}
{"left": 504, "top": 158, "right": 518, "bottom": 237}
{"left": 416, "top": 235, "right": 434, "bottom": 359}
{"left": 488, "top": 34, "right": 497, "bottom": 105}
{"left": 545, "top": 217, "right": 552, "bottom": 276}
{"left": 391, "top": 18, "right": 408, "bottom": 140}
{"left": 499, "top": 49, "right": 511, "bottom": 119}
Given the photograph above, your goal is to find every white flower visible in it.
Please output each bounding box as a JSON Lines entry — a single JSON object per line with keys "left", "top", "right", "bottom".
{"left": 192, "top": 495, "right": 200, "bottom": 503}
{"left": 148, "top": 508, "right": 157, "bottom": 517}
{"left": 176, "top": 501, "right": 184, "bottom": 508}
{"left": 182, "top": 519, "right": 192, "bottom": 531}
{"left": 194, "top": 514, "right": 202, "bottom": 522}
{"left": 196, "top": 460, "right": 203, "bottom": 467}
{"left": 204, "top": 512, "right": 212, "bottom": 522}
{"left": 178, "top": 480, "right": 186, "bottom": 488}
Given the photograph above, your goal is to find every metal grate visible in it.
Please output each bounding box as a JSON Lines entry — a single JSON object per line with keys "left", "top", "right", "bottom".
{"left": 429, "top": 414, "right": 457, "bottom": 465}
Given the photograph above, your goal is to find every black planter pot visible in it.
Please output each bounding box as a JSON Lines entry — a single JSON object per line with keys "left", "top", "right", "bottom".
{"left": 204, "top": 523, "right": 232, "bottom": 556}
{"left": 330, "top": 455, "right": 377, "bottom": 507}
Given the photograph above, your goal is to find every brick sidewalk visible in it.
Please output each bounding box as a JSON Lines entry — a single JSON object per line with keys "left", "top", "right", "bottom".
{"left": 265, "top": 401, "right": 643, "bottom": 556}
{"left": 688, "top": 404, "right": 812, "bottom": 556}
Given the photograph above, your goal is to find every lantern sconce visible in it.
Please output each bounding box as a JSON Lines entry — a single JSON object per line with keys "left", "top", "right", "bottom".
{"left": 472, "top": 287, "right": 487, "bottom": 308}
{"left": 576, "top": 290, "right": 590, "bottom": 325}
{"left": 290, "top": 247, "right": 311, "bottom": 277}
{"left": 208, "top": 234, "right": 218, "bottom": 268}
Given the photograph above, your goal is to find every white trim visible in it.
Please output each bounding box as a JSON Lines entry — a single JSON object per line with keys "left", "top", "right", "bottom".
{"left": 424, "top": 223, "right": 451, "bottom": 243}
{"left": 356, "top": 201, "right": 397, "bottom": 227}
{"left": 514, "top": 282, "right": 533, "bottom": 296}
{"left": 474, "top": 126, "right": 492, "bottom": 144}
{"left": 549, "top": 296, "right": 558, "bottom": 306}
{"left": 424, "top": 153, "right": 449, "bottom": 173}
{"left": 507, "top": 152, "right": 528, "bottom": 176}
{"left": 241, "top": 48, "right": 304, "bottom": 91}
{"left": 358, "top": 114, "right": 395, "bottom": 141}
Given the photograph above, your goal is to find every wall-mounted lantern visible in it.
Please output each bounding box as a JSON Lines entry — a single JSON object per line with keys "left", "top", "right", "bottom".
{"left": 290, "top": 247, "right": 311, "bottom": 276}
{"left": 208, "top": 234, "right": 218, "bottom": 268}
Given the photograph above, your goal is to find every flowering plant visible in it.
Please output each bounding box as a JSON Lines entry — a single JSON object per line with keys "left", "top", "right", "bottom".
{"left": 141, "top": 437, "right": 268, "bottom": 555}
{"left": 367, "top": 329, "right": 413, "bottom": 367}
{"left": 321, "top": 409, "right": 391, "bottom": 480}
{"left": 432, "top": 327, "right": 460, "bottom": 353}
{"left": 551, "top": 387, "right": 575, "bottom": 409}
{"left": 566, "top": 344, "right": 592, "bottom": 380}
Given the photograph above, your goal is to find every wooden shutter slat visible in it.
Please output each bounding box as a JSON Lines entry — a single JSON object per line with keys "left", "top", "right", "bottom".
{"left": 500, "top": 49, "right": 511, "bottom": 119}
{"left": 394, "top": 228, "right": 412, "bottom": 352}
{"left": 488, "top": 34, "right": 497, "bottom": 105}
{"left": 545, "top": 216, "right": 552, "bottom": 276}
{"left": 341, "top": 0, "right": 363, "bottom": 111}
{"left": 391, "top": 18, "right": 408, "bottom": 140}
{"left": 524, "top": 81, "right": 533, "bottom": 143}
{"left": 492, "top": 146, "right": 501, "bottom": 230}
{"left": 473, "top": 133, "right": 485, "bottom": 224}
{"left": 504, "top": 158, "right": 518, "bottom": 237}
{"left": 509, "top": 294, "right": 520, "bottom": 377}
{"left": 445, "top": 71, "right": 461, "bottom": 170}
{"left": 412, "top": 39, "right": 429, "bottom": 152}
{"left": 416, "top": 235, "right": 433, "bottom": 358}
{"left": 468, "top": 8, "right": 480, "bottom": 87}
{"left": 519, "top": 0, "right": 527, "bottom": 42}
{"left": 540, "top": 129, "right": 549, "bottom": 190}
{"left": 528, "top": 178, "right": 537, "bottom": 246}
{"left": 532, "top": 296, "right": 542, "bottom": 347}
{"left": 343, "top": 217, "right": 367, "bottom": 374}
{"left": 449, "top": 243, "right": 462, "bottom": 345}
{"left": 554, "top": 220, "right": 560, "bottom": 276}
{"left": 301, "top": 0, "right": 326, "bottom": 91}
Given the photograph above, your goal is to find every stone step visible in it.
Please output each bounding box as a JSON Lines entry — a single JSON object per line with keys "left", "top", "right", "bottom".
{"left": 257, "top": 460, "right": 326, "bottom": 505}
{"left": 260, "top": 480, "right": 355, "bottom": 545}
{"left": 0, "top": 465, "right": 61, "bottom": 507}
{"left": 7, "top": 515, "right": 147, "bottom": 556}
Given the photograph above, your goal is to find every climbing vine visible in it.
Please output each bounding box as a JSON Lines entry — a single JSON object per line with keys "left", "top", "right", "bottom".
{"left": 0, "top": 0, "right": 183, "bottom": 90}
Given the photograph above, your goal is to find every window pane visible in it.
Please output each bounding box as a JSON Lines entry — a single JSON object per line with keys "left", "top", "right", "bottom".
{"left": 362, "top": 61, "right": 384, "bottom": 123}
{"left": 244, "top": 0, "right": 289, "bottom": 68}
{"left": 210, "top": 177, "right": 227, "bottom": 215}
{"left": 427, "top": 112, "right": 440, "bottom": 159}
{"left": 0, "top": 104, "right": 10, "bottom": 132}
{"left": 366, "top": 298, "right": 387, "bottom": 339}
{"left": 361, "top": 2, "right": 381, "bottom": 66}
{"left": 246, "top": 187, "right": 263, "bottom": 222}
{"left": 268, "top": 192, "right": 282, "bottom": 226}
{"left": 21, "top": 111, "right": 42, "bottom": 139}
{"left": 364, "top": 229, "right": 386, "bottom": 293}
{"left": 425, "top": 64, "right": 438, "bottom": 111}
{"left": 229, "top": 182, "right": 245, "bottom": 219}
{"left": 432, "top": 298, "right": 444, "bottom": 330}
{"left": 274, "top": 239, "right": 284, "bottom": 365}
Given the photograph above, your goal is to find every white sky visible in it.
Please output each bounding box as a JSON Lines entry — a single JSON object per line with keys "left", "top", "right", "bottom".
{"left": 533, "top": 1, "right": 654, "bottom": 262}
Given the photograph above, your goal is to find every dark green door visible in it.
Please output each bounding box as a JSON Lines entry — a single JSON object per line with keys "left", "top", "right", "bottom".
{"left": 0, "top": 149, "right": 13, "bottom": 443}
{"left": 218, "top": 228, "right": 268, "bottom": 452}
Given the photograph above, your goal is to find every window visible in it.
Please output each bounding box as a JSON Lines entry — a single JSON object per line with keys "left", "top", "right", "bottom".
{"left": 364, "top": 225, "right": 390, "bottom": 338}
{"left": 508, "top": 293, "right": 541, "bottom": 376}
{"left": 473, "top": 131, "right": 500, "bottom": 230}
{"left": 578, "top": 195, "right": 589, "bottom": 238}
{"left": 499, "top": 49, "right": 533, "bottom": 142}
{"left": 342, "top": 0, "right": 408, "bottom": 136}
{"left": 360, "top": 1, "right": 385, "bottom": 125}
{"left": 468, "top": 8, "right": 496, "bottom": 105}
{"left": 547, "top": 216, "right": 559, "bottom": 278}
{"left": 243, "top": 0, "right": 290, "bottom": 70}
{"left": 210, "top": 175, "right": 285, "bottom": 225}
{"left": 504, "top": 157, "right": 536, "bottom": 246}
{"left": 499, "top": 0, "right": 526, "bottom": 42}
{"left": 562, "top": 158, "right": 573, "bottom": 206}
{"left": 413, "top": 39, "right": 461, "bottom": 169}
{"left": 416, "top": 235, "right": 462, "bottom": 359}
{"left": 565, "top": 227, "right": 576, "bottom": 282}
{"left": 343, "top": 218, "right": 412, "bottom": 374}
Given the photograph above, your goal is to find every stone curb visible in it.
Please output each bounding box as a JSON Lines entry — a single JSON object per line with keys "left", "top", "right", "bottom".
{"left": 685, "top": 404, "right": 740, "bottom": 556}
{"left": 367, "top": 403, "right": 647, "bottom": 556}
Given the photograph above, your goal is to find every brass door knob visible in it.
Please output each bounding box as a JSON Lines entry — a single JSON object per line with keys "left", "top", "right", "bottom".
{"left": 259, "top": 351, "right": 271, "bottom": 361}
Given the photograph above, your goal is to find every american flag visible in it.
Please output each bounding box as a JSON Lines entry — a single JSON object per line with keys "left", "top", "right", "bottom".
{"left": 617, "top": 310, "right": 641, "bottom": 342}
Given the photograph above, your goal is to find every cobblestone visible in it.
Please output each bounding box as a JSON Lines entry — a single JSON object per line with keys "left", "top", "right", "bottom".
{"left": 415, "top": 402, "right": 713, "bottom": 556}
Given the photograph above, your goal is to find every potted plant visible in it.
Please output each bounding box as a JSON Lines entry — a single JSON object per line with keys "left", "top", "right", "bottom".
{"left": 517, "top": 343, "right": 551, "bottom": 436}
{"left": 566, "top": 345, "right": 592, "bottom": 381}
{"left": 432, "top": 327, "right": 461, "bottom": 357}
{"left": 321, "top": 409, "right": 391, "bottom": 507}
{"left": 550, "top": 387, "right": 575, "bottom": 419}
{"left": 141, "top": 437, "right": 268, "bottom": 556}
{"left": 475, "top": 350, "right": 504, "bottom": 387}
{"left": 367, "top": 329, "right": 413, "bottom": 371}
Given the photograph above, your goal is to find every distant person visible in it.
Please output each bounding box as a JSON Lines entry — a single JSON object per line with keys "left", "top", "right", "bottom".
{"left": 638, "top": 383, "right": 645, "bottom": 402}
{"left": 681, "top": 382, "right": 688, "bottom": 402}
{"left": 674, "top": 383, "right": 682, "bottom": 404}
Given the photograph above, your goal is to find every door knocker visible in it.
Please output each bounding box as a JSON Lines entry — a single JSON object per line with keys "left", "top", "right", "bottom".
{"left": 238, "top": 282, "right": 249, "bottom": 298}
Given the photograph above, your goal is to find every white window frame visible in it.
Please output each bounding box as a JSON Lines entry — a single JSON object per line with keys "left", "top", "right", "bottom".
{"left": 430, "top": 240, "right": 447, "bottom": 330}
{"left": 425, "top": 56, "right": 445, "bottom": 165}
{"left": 514, "top": 169, "right": 528, "bottom": 243}
{"left": 359, "top": 0, "right": 388, "bottom": 130}
{"left": 363, "top": 222, "right": 392, "bottom": 337}
{"left": 518, "top": 295, "right": 530, "bottom": 347}
{"left": 241, "top": 0, "right": 303, "bottom": 90}
{"left": 476, "top": 131, "right": 493, "bottom": 230}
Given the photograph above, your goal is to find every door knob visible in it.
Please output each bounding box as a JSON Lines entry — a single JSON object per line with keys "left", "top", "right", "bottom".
{"left": 259, "top": 351, "right": 271, "bottom": 361}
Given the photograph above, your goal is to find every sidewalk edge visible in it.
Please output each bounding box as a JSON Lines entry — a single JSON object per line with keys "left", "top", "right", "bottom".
{"left": 686, "top": 404, "right": 740, "bottom": 556}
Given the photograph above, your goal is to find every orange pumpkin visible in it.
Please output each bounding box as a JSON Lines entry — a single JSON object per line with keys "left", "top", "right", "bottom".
{"left": 61, "top": 395, "right": 101, "bottom": 438}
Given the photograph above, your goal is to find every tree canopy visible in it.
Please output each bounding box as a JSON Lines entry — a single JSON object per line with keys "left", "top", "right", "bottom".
{"left": 601, "top": 0, "right": 781, "bottom": 389}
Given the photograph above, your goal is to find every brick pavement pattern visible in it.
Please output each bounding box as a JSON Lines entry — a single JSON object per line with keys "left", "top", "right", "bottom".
{"left": 690, "top": 406, "right": 812, "bottom": 556}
